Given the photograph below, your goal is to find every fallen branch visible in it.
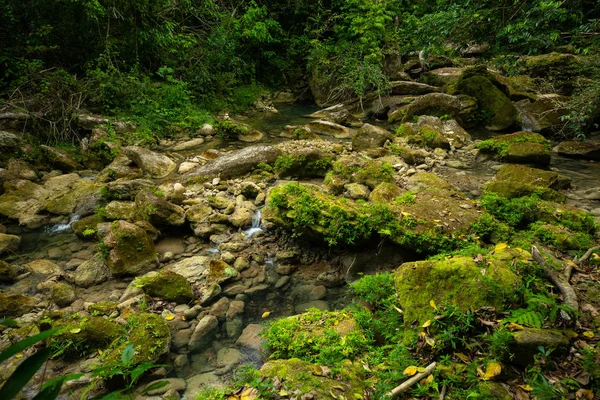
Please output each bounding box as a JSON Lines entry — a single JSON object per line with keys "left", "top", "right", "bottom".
{"left": 532, "top": 246, "right": 578, "bottom": 322}
{"left": 576, "top": 246, "right": 600, "bottom": 266}
{"left": 387, "top": 362, "right": 437, "bottom": 399}
{"left": 439, "top": 384, "right": 447, "bottom": 400}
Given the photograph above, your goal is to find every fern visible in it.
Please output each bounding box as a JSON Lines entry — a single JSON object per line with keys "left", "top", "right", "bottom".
{"left": 506, "top": 308, "right": 544, "bottom": 328}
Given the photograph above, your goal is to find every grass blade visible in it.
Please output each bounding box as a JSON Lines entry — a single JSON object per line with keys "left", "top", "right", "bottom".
{"left": 0, "top": 347, "right": 52, "bottom": 399}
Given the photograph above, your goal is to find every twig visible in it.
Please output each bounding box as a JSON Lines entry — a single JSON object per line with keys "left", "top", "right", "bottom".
{"left": 577, "top": 246, "right": 599, "bottom": 266}
{"left": 532, "top": 246, "right": 578, "bottom": 322}
{"left": 387, "top": 362, "right": 437, "bottom": 399}
{"left": 439, "top": 384, "right": 447, "bottom": 400}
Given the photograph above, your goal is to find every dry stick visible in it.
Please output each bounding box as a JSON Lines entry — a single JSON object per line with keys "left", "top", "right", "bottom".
{"left": 387, "top": 362, "right": 437, "bottom": 399}
{"left": 577, "top": 246, "right": 600, "bottom": 266}
{"left": 532, "top": 246, "right": 578, "bottom": 321}
{"left": 439, "top": 384, "right": 448, "bottom": 400}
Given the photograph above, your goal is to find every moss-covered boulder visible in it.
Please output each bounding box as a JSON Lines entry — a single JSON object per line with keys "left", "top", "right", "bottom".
{"left": 135, "top": 190, "right": 185, "bottom": 226}
{"left": 515, "top": 97, "right": 568, "bottom": 134}
{"left": 484, "top": 164, "right": 570, "bottom": 201}
{"left": 50, "top": 315, "right": 125, "bottom": 359}
{"left": 324, "top": 156, "right": 395, "bottom": 190}
{"left": 0, "top": 260, "right": 18, "bottom": 283}
{"left": 136, "top": 270, "right": 194, "bottom": 303}
{"left": 394, "top": 246, "right": 524, "bottom": 326}
{"left": 417, "top": 125, "right": 450, "bottom": 150}
{"left": 100, "top": 220, "right": 158, "bottom": 277}
{"left": 51, "top": 282, "right": 76, "bottom": 307}
{"left": 103, "top": 179, "right": 155, "bottom": 201}
{"left": 88, "top": 301, "right": 119, "bottom": 316}
{"left": 502, "top": 142, "right": 551, "bottom": 165}
{"left": 106, "top": 313, "right": 171, "bottom": 364}
{"left": 520, "top": 52, "right": 585, "bottom": 95}
{"left": 103, "top": 200, "right": 138, "bottom": 221}
{"left": 369, "top": 182, "right": 404, "bottom": 203}
{"left": 0, "top": 293, "right": 34, "bottom": 317}
{"left": 260, "top": 359, "right": 368, "bottom": 400}
{"left": 273, "top": 148, "right": 334, "bottom": 178}
{"left": 266, "top": 176, "right": 480, "bottom": 252}
{"left": 453, "top": 69, "right": 517, "bottom": 130}
{"left": 206, "top": 260, "right": 239, "bottom": 285}
{"left": 554, "top": 140, "right": 600, "bottom": 161}
{"left": 510, "top": 327, "right": 570, "bottom": 365}
{"left": 40, "top": 145, "right": 80, "bottom": 172}
{"left": 530, "top": 223, "right": 594, "bottom": 251}
{"left": 478, "top": 131, "right": 550, "bottom": 155}
{"left": 400, "top": 93, "right": 462, "bottom": 123}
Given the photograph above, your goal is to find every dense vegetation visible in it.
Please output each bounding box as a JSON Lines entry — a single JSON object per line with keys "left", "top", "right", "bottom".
{"left": 1, "top": 0, "right": 600, "bottom": 142}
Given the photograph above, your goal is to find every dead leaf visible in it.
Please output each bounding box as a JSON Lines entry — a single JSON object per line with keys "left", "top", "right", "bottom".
{"left": 482, "top": 361, "right": 502, "bottom": 381}
{"left": 429, "top": 299, "right": 438, "bottom": 310}
{"left": 261, "top": 311, "right": 271, "bottom": 319}
{"left": 425, "top": 336, "right": 436, "bottom": 347}
{"left": 455, "top": 352, "right": 470, "bottom": 363}
{"left": 574, "top": 371, "right": 591, "bottom": 386}
{"left": 403, "top": 366, "right": 418, "bottom": 376}
{"left": 165, "top": 315, "right": 175, "bottom": 321}
{"left": 518, "top": 384, "right": 533, "bottom": 392}
{"left": 422, "top": 320, "right": 431, "bottom": 328}
{"left": 495, "top": 243, "right": 508, "bottom": 252}
{"left": 576, "top": 389, "right": 594, "bottom": 399}
{"left": 420, "top": 374, "right": 434, "bottom": 386}
{"left": 473, "top": 254, "right": 485, "bottom": 263}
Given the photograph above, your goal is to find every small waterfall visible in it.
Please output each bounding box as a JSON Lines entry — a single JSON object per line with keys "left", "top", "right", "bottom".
{"left": 46, "top": 214, "right": 80, "bottom": 235}
{"left": 242, "top": 209, "right": 263, "bottom": 239}
{"left": 520, "top": 114, "right": 535, "bottom": 132}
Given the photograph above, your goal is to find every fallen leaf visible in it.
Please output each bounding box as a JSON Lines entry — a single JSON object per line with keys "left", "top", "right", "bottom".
{"left": 482, "top": 361, "right": 502, "bottom": 381}
{"left": 518, "top": 384, "right": 533, "bottom": 392}
{"left": 403, "top": 366, "right": 418, "bottom": 376}
{"left": 582, "top": 331, "right": 595, "bottom": 339}
{"left": 165, "top": 315, "right": 175, "bottom": 321}
{"left": 507, "top": 322, "right": 524, "bottom": 331}
{"left": 15, "top": 353, "right": 23, "bottom": 359}
{"left": 393, "top": 306, "right": 404, "bottom": 314}
{"left": 429, "top": 299, "right": 438, "bottom": 310}
{"left": 422, "top": 320, "right": 431, "bottom": 328}
{"left": 279, "top": 390, "right": 288, "bottom": 397}
{"left": 495, "top": 243, "right": 508, "bottom": 252}
{"left": 425, "top": 336, "right": 436, "bottom": 347}
{"left": 420, "top": 374, "right": 434, "bottom": 386}
{"left": 261, "top": 311, "right": 271, "bottom": 319}
{"left": 576, "top": 388, "right": 594, "bottom": 399}
{"left": 70, "top": 328, "right": 81, "bottom": 334}
{"left": 455, "top": 352, "right": 470, "bottom": 363}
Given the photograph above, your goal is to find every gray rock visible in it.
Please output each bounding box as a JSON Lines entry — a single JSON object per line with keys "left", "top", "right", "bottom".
{"left": 290, "top": 284, "right": 327, "bottom": 304}
{"left": 104, "top": 179, "right": 155, "bottom": 201}
{"left": 352, "top": 123, "right": 394, "bottom": 151}
{"left": 40, "top": 145, "right": 80, "bottom": 172}
{"left": 124, "top": 146, "right": 176, "bottom": 178}
{"left": 188, "top": 315, "right": 219, "bottom": 352}
{"left": 0, "top": 233, "right": 20, "bottom": 255}
{"left": 0, "top": 130, "right": 22, "bottom": 149}
{"left": 135, "top": 190, "right": 185, "bottom": 226}
{"left": 184, "top": 373, "right": 225, "bottom": 400}
{"left": 68, "top": 257, "right": 111, "bottom": 288}
{"left": 306, "top": 120, "right": 351, "bottom": 139}
{"left": 171, "top": 138, "right": 205, "bottom": 151}
{"left": 236, "top": 324, "right": 265, "bottom": 355}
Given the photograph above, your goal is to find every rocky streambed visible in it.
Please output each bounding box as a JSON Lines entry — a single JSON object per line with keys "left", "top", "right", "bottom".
{"left": 1, "top": 63, "right": 600, "bottom": 400}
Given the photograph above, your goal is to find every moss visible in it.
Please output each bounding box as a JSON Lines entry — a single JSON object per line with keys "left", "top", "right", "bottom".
{"left": 394, "top": 246, "right": 522, "bottom": 327}
{"left": 206, "top": 260, "right": 239, "bottom": 285}
{"left": 50, "top": 282, "right": 76, "bottom": 307}
{"left": 0, "top": 260, "right": 18, "bottom": 283}
{"left": 477, "top": 131, "right": 551, "bottom": 155}
{"left": 50, "top": 315, "right": 125, "bottom": 359}
{"left": 273, "top": 154, "right": 334, "bottom": 178}
{"left": 484, "top": 180, "right": 565, "bottom": 202}
{"left": 501, "top": 142, "right": 551, "bottom": 165}
{"left": 385, "top": 143, "right": 426, "bottom": 165}
{"left": 418, "top": 126, "right": 450, "bottom": 150}
{"left": 369, "top": 182, "right": 404, "bottom": 204}
{"left": 103, "top": 220, "right": 157, "bottom": 277}
{"left": 262, "top": 308, "right": 370, "bottom": 364}
{"left": 326, "top": 157, "right": 395, "bottom": 190}
{"left": 136, "top": 270, "right": 194, "bottom": 303}
{"left": 106, "top": 313, "right": 171, "bottom": 365}
{"left": 530, "top": 222, "right": 595, "bottom": 251}
{"left": 496, "top": 164, "right": 570, "bottom": 190}
{"left": 0, "top": 293, "right": 34, "bottom": 318}
{"left": 72, "top": 214, "right": 104, "bottom": 240}
{"left": 260, "top": 359, "right": 367, "bottom": 398}
{"left": 88, "top": 301, "right": 119, "bottom": 316}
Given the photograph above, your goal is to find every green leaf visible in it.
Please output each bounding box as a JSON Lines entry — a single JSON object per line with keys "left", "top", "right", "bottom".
{"left": 0, "top": 328, "right": 58, "bottom": 364}
{"left": 121, "top": 343, "right": 135, "bottom": 365}
{"left": 0, "top": 347, "right": 52, "bottom": 399}
{"left": 141, "top": 380, "right": 169, "bottom": 394}
{"left": 0, "top": 319, "right": 18, "bottom": 327}
{"left": 32, "top": 374, "right": 82, "bottom": 400}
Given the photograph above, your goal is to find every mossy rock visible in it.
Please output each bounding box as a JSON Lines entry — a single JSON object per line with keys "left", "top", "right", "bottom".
{"left": 0, "top": 293, "right": 34, "bottom": 317}
{"left": 325, "top": 156, "right": 395, "bottom": 190}
{"left": 502, "top": 142, "right": 551, "bottom": 165}
{"left": 260, "top": 359, "right": 368, "bottom": 399}
{"left": 530, "top": 223, "right": 594, "bottom": 251}
{"left": 273, "top": 149, "right": 334, "bottom": 178}
{"left": 495, "top": 164, "right": 570, "bottom": 190}
{"left": 206, "top": 260, "right": 239, "bottom": 285}
{"left": 72, "top": 214, "right": 103, "bottom": 239}
{"left": 266, "top": 179, "right": 480, "bottom": 252}
{"left": 453, "top": 70, "right": 517, "bottom": 131}
{"left": 520, "top": 52, "right": 586, "bottom": 95}
{"left": 510, "top": 327, "right": 570, "bottom": 365}
{"left": 0, "top": 260, "right": 18, "bottom": 283}
{"left": 386, "top": 143, "right": 427, "bottom": 165}
{"left": 394, "top": 246, "right": 523, "bottom": 326}
{"left": 135, "top": 190, "right": 185, "bottom": 227}
{"left": 101, "top": 220, "right": 158, "bottom": 277}
{"left": 369, "top": 182, "right": 404, "bottom": 203}
{"left": 418, "top": 126, "right": 450, "bottom": 150}
{"left": 262, "top": 309, "right": 368, "bottom": 363}
{"left": 106, "top": 313, "right": 171, "bottom": 365}
{"left": 50, "top": 315, "right": 125, "bottom": 359}
{"left": 554, "top": 140, "right": 600, "bottom": 161}
{"left": 88, "top": 301, "right": 119, "bottom": 316}
{"left": 103, "top": 201, "right": 138, "bottom": 221}
{"left": 484, "top": 180, "right": 565, "bottom": 202}
{"left": 51, "top": 282, "right": 76, "bottom": 307}
{"left": 400, "top": 93, "right": 462, "bottom": 123}
{"left": 477, "top": 131, "right": 551, "bottom": 155}
{"left": 137, "top": 270, "right": 194, "bottom": 303}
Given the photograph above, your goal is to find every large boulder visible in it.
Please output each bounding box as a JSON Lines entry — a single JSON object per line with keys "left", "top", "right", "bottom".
{"left": 99, "top": 220, "right": 158, "bottom": 276}
{"left": 306, "top": 120, "right": 351, "bottom": 139}
{"left": 68, "top": 257, "right": 111, "bottom": 288}
{"left": 352, "top": 124, "right": 394, "bottom": 151}
{"left": 136, "top": 269, "right": 194, "bottom": 303}
{"left": 395, "top": 246, "right": 523, "bottom": 326}
{"left": 185, "top": 145, "right": 282, "bottom": 181}
{"left": 124, "top": 146, "right": 176, "bottom": 178}
{"left": 453, "top": 71, "right": 517, "bottom": 131}
{"left": 520, "top": 52, "right": 584, "bottom": 95}
{"left": 40, "top": 145, "right": 80, "bottom": 172}
{"left": 103, "top": 179, "right": 155, "bottom": 200}
{"left": 484, "top": 164, "right": 570, "bottom": 201}
{"left": 0, "top": 130, "right": 22, "bottom": 149}
{"left": 502, "top": 142, "right": 551, "bottom": 165}
{"left": 515, "top": 96, "right": 568, "bottom": 133}
{"left": 393, "top": 93, "right": 462, "bottom": 124}
{"left": 553, "top": 140, "right": 600, "bottom": 161}
{"left": 309, "top": 105, "right": 362, "bottom": 127}
{"left": 135, "top": 190, "right": 185, "bottom": 226}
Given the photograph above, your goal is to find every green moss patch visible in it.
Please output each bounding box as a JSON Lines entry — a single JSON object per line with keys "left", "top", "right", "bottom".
{"left": 50, "top": 315, "right": 125, "bottom": 359}
{"left": 136, "top": 270, "right": 194, "bottom": 303}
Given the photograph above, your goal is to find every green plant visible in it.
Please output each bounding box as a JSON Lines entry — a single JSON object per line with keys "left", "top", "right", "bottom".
{"left": 82, "top": 228, "right": 96, "bottom": 238}
{"left": 214, "top": 120, "right": 247, "bottom": 140}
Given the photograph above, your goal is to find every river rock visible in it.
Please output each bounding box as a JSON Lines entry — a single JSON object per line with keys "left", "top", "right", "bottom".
{"left": 25, "top": 259, "right": 63, "bottom": 275}
{"left": 139, "top": 270, "right": 194, "bottom": 303}
{"left": 502, "top": 142, "right": 551, "bottom": 165}
{"left": 178, "top": 162, "right": 199, "bottom": 174}
{"left": 553, "top": 140, "right": 600, "bottom": 160}
{"left": 185, "top": 145, "right": 282, "bottom": 180}
{"left": 40, "top": 145, "right": 81, "bottom": 172}
{"left": 166, "top": 256, "right": 210, "bottom": 283}
{"left": 0, "top": 130, "right": 22, "bottom": 149}
{"left": 104, "top": 179, "right": 155, "bottom": 201}
{"left": 100, "top": 220, "right": 158, "bottom": 276}
{"left": 515, "top": 96, "right": 568, "bottom": 133}
{"left": 344, "top": 183, "right": 370, "bottom": 200}
{"left": 171, "top": 138, "right": 205, "bottom": 151}
{"left": 229, "top": 207, "right": 253, "bottom": 228}
{"left": 236, "top": 323, "right": 265, "bottom": 356}
{"left": 135, "top": 189, "right": 185, "bottom": 226}
{"left": 395, "top": 93, "right": 462, "bottom": 124}
{"left": 352, "top": 124, "right": 394, "bottom": 151}
{"left": 51, "top": 282, "right": 76, "bottom": 307}
{"left": 0, "top": 261, "right": 18, "bottom": 283}
{"left": 124, "top": 146, "right": 176, "bottom": 178}
{"left": 0, "top": 233, "right": 20, "bottom": 255}
{"left": 188, "top": 315, "right": 219, "bottom": 352}
{"left": 369, "top": 182, "right": 403, "bottom": 203}
{"left": 144, "top": 378, "right": 186, "bottom": 396}
{"left": 511, "top": 328, "right": 570, "bottom": 365}
{"left": 306, "top": 120, "right": 351, "bottom": 139}
{"left": 5, "top": 159, "right": 38, "bottom": 181}
{"left": 0, "top": 293, "right": 35, "bottom": 318}
{"left": 104, "top": 201, "right": 137, "bottom": 221}
{"left": 291, "top": 284, "right": 327, "bottom": 304}
{"left": 309, "top": 105, "right": 362, "bottom": 127}
{"left": 68, "top": 257, "right": 111, "bottom": 287}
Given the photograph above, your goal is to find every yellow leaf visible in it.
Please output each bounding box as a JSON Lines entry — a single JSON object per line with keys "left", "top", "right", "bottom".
{"left": 518, "top": 384, "right": 533, "bottom": 392}
{"left": 422, "top": 320, "right": 431, "bottom": 328}
{"left": 261, "top": 311, "right": 271, "bottom": 319}
{"left": 334, "top": 320, "right": 339, "bottom": 325}
{"left": 307, "top": 338, "right": 313, "bottom": 343}
{"left": 482, "top": 361, "right": 502, "bottom": 381}
{"left": 15, "top": 353, "right": 23, "bottom": 359}
{"left": 582, "top": 331, "right": 595, "bottom": 339}
{"left": 279, "top": 389, "right": 289, "bottom": 397}
{"left": 420, "top": 374, "right": 434, "bottom": 386}
{"left": 495, "top": 243, "right": 508, "bottom": 252}
{"left": 417, "top": 367, "right": 427, "bottom": 373}
{"left": 393, "top": 306, "right": 404, "bottom": 314}
{"left": 70, "top": 328, "right": 82, "bottom": 334}
{"left": 576, "top": 388, "right": 594, "bottom": 399}
{"left": 506, "top": 322, "right": 524, "bottom": 331}
{"left": 227, "top": 396, "right": 239, "bottom": 400}
{"left": 429, "top": 299, "right": 438, "bottom": 310}
{"left": 165, "top": 315, "right": 175, "bottom": 321}
{"left": 98, "top": 349, "right": 103, "bottom": 356}
{"left": 425, "top": 336, "right": 436, "bottom": 347}
{"left": 455, "top": 352, "right": 470, "bottom": 363}
{"left": 403, "top": 366, "right": 418, "bottom": 376}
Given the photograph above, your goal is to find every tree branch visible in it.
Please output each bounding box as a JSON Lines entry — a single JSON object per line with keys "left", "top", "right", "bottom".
{"left": 387, "top": 362, "right": 437, "bottom": 399}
